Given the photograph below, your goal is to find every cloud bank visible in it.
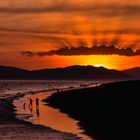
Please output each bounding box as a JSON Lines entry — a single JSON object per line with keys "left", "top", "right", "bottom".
{"left": 0, "top": 0, "right": 140, "bottom": 62}
{"left": 21, "top": 45, "right": 140, "bottom": 57}
{"left": 0, "top": 4, "right": 140, "bottom": 17}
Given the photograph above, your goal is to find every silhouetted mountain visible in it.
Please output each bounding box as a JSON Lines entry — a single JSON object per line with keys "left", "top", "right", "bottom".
{"left": 32, "top": 65, "right": 131, "bottom": 80}
{"left": 0, "top": 65, "right": 131, "bottom": 80}
{"left": 0, "top": 66, "right": 30, "bottom": 79}
{"left": 123, "top": 67, "right": 140, "bottom": 79}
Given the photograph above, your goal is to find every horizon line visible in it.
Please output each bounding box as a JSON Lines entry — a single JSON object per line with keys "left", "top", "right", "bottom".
{"left": 0, "top": 64, "right": 139, "bottom": 71}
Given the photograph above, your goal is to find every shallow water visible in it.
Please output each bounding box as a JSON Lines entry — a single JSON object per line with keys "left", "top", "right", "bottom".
{"left": 0, "top": 80, "right": 103, "bottom": 98}
{"left": 14, "top": 91, "right": 94, "bottom": 140}
{"left": 0, "top": 80, "right": 112, "bottom": 140}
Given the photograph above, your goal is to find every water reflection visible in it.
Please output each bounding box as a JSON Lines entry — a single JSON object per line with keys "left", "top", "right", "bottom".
{"left": 36, "top": 104, "right": 40, "bottom": 117}
{"left": 14, "top": 92, "right": 94, "bottom": 140}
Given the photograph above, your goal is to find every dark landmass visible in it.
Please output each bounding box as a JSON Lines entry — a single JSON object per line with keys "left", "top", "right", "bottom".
{"left": 44, "top": 80, "right": 140, "bottom": 140}
{"left": 123, "top": 67, "right": 140, "bottom": 79}
{"left": 0, "top": 95, "right": 79, "bottom": 140}
{"left": 0, "top": 66, "right": 30, "bottom": 79}
{"left": 0, "top": 65, "right": 132, "bottom": 79}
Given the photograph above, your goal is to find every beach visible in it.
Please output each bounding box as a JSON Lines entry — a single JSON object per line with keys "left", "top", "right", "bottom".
{"left": 44, "top": 80, "right": 140, "bottom": 140}
{"left": 0, "top": 0, "right": 139, "bottom": 139}
{"left": 0, "top": 80, "right": 138, "bottom": 140}
{"left": 0, "top": 80, "right": 89, "bottom": 140}
{"left": 0, "top": 80, "right": 102, "bottom": 140}
{"left": 0, "top": 94, "right": 81, "bottom": 140}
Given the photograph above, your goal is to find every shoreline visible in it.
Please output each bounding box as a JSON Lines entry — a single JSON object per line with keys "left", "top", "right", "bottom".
{"left": 44, "top": 80, "right": 140, "bottom": 140}
{"left": 0, "top": 91, "right": 80, "bottom": 140}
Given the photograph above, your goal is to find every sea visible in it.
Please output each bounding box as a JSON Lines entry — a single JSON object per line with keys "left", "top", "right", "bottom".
{"left": 0, "top": 79, "right": 117, "bottom": 140}
{"left": 0, "top": 79, "right": 111, "bottom": 99}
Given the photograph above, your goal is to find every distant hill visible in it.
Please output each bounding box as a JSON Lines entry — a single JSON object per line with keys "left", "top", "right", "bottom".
{"left": 0, "top": 66, "right": 30, "bottom": 79}
{"left": 123, "top": 67, "right": 140, "bottom": 79}
{"left": 0, "top": 65, "right": 131, "bottom": 80}
{"left": 32, "top": 65, "right": 131, "bottom": 80}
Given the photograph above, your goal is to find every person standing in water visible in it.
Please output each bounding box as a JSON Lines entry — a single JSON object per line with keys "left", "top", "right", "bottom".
{"left": 28, "top": 98, "right": 33, "bottom": 110}
{"left": 35, "top": 98, "right": 39, "bottom": 107}
{"left": 35, "top": 98, "right": 40, "bottom": 117}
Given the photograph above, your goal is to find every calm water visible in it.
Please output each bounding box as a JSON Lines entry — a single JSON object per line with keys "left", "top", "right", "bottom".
{"left": 0, "top": 80, "right": 112, "bottom": 140}
{"left": 14, "top": 91, "right": 94, "bottom": 140}
{"left": 0, "top": 80, "right": 104, "bottom": 98}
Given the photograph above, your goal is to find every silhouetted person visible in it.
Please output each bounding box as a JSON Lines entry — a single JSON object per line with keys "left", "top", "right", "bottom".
{"left": 35, "top": 98, "right": 39, "bottom": 107}
{"left": 35, "top": 98, "right": 40, "bottom": 117}
{"left": 23, "top": 103, "right": 26, "bottom": 110}
{"left": 36, "top": 106, "right": 40, "bottom": 117}
{"left": 28, "top": 98, "right": 33, "bottom": 110}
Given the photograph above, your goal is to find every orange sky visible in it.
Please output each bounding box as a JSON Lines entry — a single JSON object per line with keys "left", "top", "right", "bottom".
{"left": 0, "top": 0, "right": 140, "bottom": 70}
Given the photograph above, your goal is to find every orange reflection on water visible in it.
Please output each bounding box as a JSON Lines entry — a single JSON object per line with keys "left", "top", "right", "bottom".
{"left": 14, "top": 92, "right": 93, "bottom": 140}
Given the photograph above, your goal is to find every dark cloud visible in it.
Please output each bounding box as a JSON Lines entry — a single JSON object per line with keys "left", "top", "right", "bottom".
{"left": 21, "top": 51, "right": 51, "bottom": 57}
{"left": 0, "top": 4, "right": 139, "bottom": 18}
{"left": 21, "top": 51, "right": 34, "bottom": 57}
{"left": 0, "top": 27, "right": 140, "bottom": 36}
{"left": 21, "top": 45, "right": 140, "bottom": 57}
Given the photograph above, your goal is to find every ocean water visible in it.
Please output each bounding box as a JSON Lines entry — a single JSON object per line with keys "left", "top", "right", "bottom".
{"left": 0, "top": 79, "right": 112, "bottom": 140}
{"left": 0, "top": 80, "right": 106, "bottom": 99}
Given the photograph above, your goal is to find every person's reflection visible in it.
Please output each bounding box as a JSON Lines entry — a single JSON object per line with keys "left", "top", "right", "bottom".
{"left": 36, "top": 98, "right": 40, "bottom": 117}
{"left": 36, "top": 106, "right": 40, "bottom": 117}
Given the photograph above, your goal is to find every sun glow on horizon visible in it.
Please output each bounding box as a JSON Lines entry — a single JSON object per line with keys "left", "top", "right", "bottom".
{"left": 93, "top": 64, "right": 105, "bottom": 68}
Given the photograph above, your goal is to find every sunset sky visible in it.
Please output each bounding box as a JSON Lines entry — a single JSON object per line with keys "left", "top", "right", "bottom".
{"left": 0, "top": 0, "right": 140, "bottom": 70}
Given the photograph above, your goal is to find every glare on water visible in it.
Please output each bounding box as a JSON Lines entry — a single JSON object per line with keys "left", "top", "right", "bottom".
{"left": 14, "top": 92, "right": 94, "bottom": 140}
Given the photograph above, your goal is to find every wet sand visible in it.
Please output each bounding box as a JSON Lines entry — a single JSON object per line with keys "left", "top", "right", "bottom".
{"left": 14, "top": 92, "right": 93, "bottom": 140}
{"left": 0, "top": 95, "right": 80, "bottom": 140}
{"left": 44, "top": 80, "right": 140, "bottom": 140}
{"left": 0, "top": 80, "right": 102, "bottom": 140}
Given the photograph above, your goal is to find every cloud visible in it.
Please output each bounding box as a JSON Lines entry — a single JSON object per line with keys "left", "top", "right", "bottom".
{"left": 0, "top": 52, "right": 4, "bottom": 55}
{"left": 0, "top": 0, "right": 140, "bottom": 55}
{"left": 0, "top": 2, "right": 139, "bottom": 18}
{"left": 21, "top": 51, "right": 49, "bottom": 57}
{"left": 21, "top": 51, "right": 34, "bottom": 57}
{"left": 21, "top": 45, "right": 140, "bottom": 57}
{"left": 1, "top": 27, "right": 140, "bottom": 36}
